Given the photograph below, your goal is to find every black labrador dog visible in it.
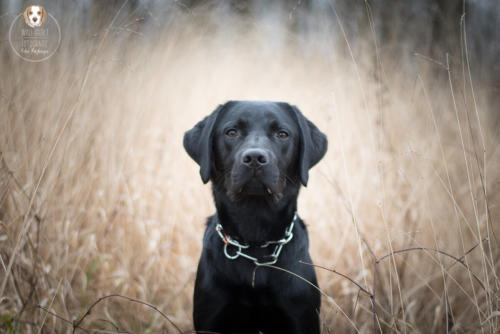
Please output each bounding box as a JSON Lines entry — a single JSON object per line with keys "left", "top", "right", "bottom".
{"left": 183, "top": 101, "right": 327, "bottom": 333}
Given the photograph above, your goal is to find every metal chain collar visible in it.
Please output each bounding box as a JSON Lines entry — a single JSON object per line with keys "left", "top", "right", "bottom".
{"left": 215, "top": 212, "right": 297, "bottom": 266}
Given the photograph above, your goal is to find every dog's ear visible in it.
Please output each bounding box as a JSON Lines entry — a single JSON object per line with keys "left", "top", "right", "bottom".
{"left": 183, "top": 104, "right": 226, "bottom": 184}
{"left": 288, "top": 105, "right": 327, "bottom": 186}
{"left": 41, "top": 7, "right": 46, "bottom": 24}
{"left": 23, "top": 7, "right": 30, "bottom": 25}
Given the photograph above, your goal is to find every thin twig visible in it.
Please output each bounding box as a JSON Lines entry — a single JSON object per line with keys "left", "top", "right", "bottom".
{"left": 72, "top": 294, "right": 182, "bottom": 333}
{"left": 299, "top": 261, "right": 371, "bottom": 296}
{"left": 37, "top": 305, "right": 90, "bottom": 333}
{"left": 38, "top": 278, "right": 63, "bottom": 334}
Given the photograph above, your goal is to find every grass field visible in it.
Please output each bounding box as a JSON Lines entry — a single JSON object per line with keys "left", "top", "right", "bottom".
{"left": 0, "top": 4, "right": 499, "bottom": 333}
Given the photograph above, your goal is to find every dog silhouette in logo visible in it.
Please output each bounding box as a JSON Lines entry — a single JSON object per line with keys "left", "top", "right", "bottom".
{"left": 24, "top": 5, "right": 46, "bottom": 28}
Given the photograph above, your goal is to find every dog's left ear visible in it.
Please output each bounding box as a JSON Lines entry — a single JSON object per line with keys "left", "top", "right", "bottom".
{"left": 288, "top": 105, "right": 328, "bottom": 186}
{"left": 41, "top": 7, "right": 46, "bottom": 24}
{"left": 183, "top": 104, "right": 226, "bottom": 184}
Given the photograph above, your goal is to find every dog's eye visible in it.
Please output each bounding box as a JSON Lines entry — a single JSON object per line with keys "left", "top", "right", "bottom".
{"left": 277, "top": 130, "right": 289, "bottom": 139}
{"left": 38, "top": 11, "right": 41, "bottom": 15}
{"left": 29, "top": 11, "right": 33, "bottom": 15}
{"left": 226, "top": 129, "right": 238, "bottom": 137}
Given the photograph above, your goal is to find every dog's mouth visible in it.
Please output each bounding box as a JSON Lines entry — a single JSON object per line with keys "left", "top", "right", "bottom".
{"left": 241, "top": 178, "right": 275, "bottom": 195}
{"left": 227, "top": 173, "right": 284, "bottom": 203}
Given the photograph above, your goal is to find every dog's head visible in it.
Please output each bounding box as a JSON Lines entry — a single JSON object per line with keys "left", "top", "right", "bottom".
{"left": 184, "top": 101, "right": 327, "bottom": 202}
{"left": 24, "top": 5, "right": 46, "bottom": 28}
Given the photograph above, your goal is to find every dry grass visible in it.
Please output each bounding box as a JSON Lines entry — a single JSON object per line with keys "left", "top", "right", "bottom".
{"left": 0, "top": 4, "right": 499, "bottom": 333}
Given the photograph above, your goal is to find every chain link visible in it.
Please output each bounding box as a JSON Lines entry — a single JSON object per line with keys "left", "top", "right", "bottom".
{"left": 215, "top": 212, "right": 297, "bottom": 266}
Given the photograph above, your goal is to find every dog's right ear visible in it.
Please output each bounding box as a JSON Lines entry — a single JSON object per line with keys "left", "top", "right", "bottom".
{"left": 183, "top": 104, "right": 225, "bottom": 184}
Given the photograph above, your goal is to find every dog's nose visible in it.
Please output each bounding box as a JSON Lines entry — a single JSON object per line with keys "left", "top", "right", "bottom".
{"left": 33, "top": 17, "right": 38, "bottom": 22}
{"left": 241, "top": 149, "right": 269, "bottom": 168}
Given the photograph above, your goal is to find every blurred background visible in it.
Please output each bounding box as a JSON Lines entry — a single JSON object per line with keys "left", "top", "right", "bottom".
{"left": 0, "top": 0, "right": 499, "bottom": 332}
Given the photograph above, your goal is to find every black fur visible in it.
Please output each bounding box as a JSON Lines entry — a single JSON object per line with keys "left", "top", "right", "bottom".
{"left": 183, "top": 100, "right": 327, "bottom": 333}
